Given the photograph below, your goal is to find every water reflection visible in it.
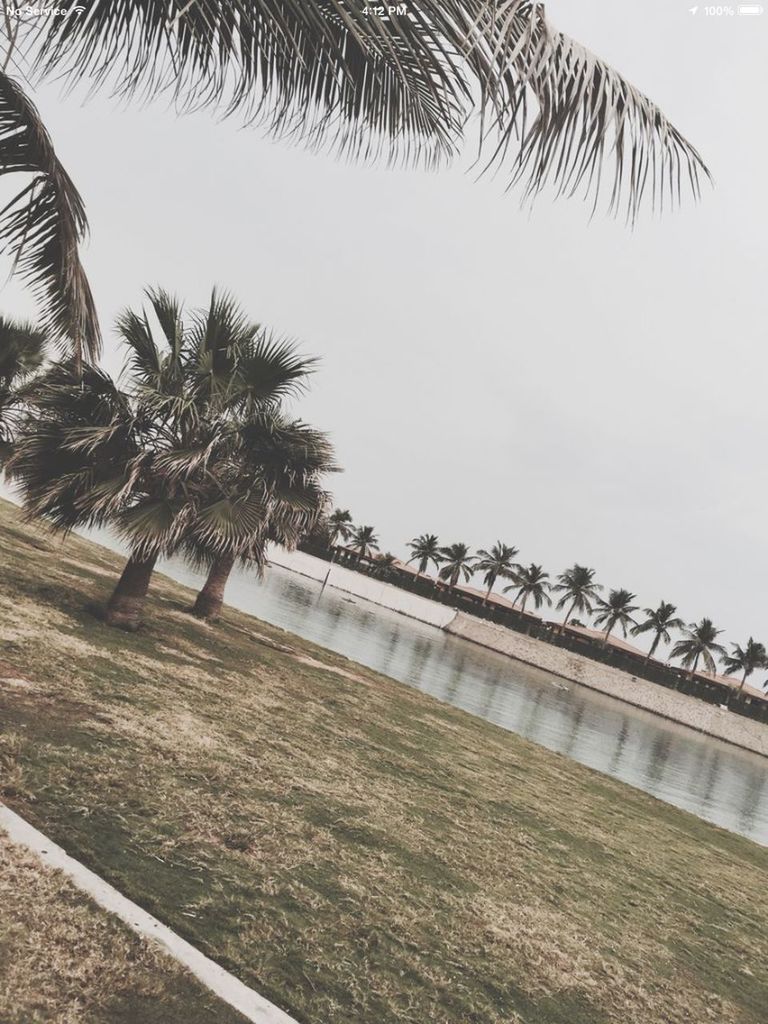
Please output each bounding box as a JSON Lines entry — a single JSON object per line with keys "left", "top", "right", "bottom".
{"left": 165, "top": 556, "right": 768, "bottom": 846}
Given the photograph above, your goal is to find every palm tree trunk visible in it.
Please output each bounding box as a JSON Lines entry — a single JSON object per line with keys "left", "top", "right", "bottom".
{"left": 560, "top": 598, "right": 578, "bottom": 634}
{"left": 483, "top": 577, "right": 494, "bottom": 606}
{"left": 192, "top": 553, "right": 236, "bottom": 622}
{"left": 105, "top": 553, "right": 158, "bottom": 631}
{"left": 687, "top": 652, "right": 700, "bottom": 681}
{"left": 644, "top": 633, "right": 661, "bottom": 664}
{"left": 602, "top": 623, "right": 613, "bottom": 648}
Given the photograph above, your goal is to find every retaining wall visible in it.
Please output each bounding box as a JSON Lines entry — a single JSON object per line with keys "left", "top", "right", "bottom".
{"left": 268, "top": 549, "right": 457, "bottom": 629}
{"left": 445, "top": 613, "right": 768, "bottom": 757}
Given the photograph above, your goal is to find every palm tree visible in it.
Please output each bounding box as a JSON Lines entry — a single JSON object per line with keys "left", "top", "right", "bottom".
{"left": 721, "top": 638, "right": 767, "bottom": 701}
{"left": 438, "top": 543, "right": 474, "bottom": 589}
{"left": 2, "top": 4, "right": 708, "bottom": 354}
{"left": 631, "top": 601, "right": 685, "bottom": 664}
{"left": 474, "top": 542, "right": 519, "bottom": 604}
{"left": 553, "top": 564, "right": 602, "bottom": 632}
{"left": 671, "top": 619, "right": 727, "bottom": 680}
{"left": 0, "top": 316, "right": 47, "bottom": 463}
{"left": 188, "top": 414, "right": 336, "bottom": 621}
{"left": 504, "top": 563, "right": 552, "bottom": 616}
{"left": 327, "top": 509, "right": 354, "bottom": 548}
{"left": 407, "top": 533, "right": 442, "bottom": 580}
{"left": 372, "top": 552, "right": 398, "bottom": 582}
{"left": 9, "top": 288, "right": 315, "bottom": 629}
{"left": 350, "top": 525, "right": 379, "bottom": 563}
{"left": 592, "top": 589, "right": 638, "bottom": 648}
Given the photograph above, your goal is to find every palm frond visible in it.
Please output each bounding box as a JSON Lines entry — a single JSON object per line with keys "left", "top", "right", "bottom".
{"left": 0, "top": 71, "right": 100, "bottom": 360}
{"left": 26, "top": 1, "right": 708, "bottom": 216}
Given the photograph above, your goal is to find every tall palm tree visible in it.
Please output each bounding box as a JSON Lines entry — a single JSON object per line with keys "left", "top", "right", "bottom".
{"left": 2, "top": 4, "right": 708, "bottom": 354}
{"left": 592, "top": 589, "right": 638, "bottom": 648}
{"left": 438, "top": 542, "right": 474, "bottom": 589}
{"left": 671, "top": 619, "right": 727, "bottom": 680}
{"left": 473, "top": 541, "right": 519, "bottom": 604}
{"left": 327, "top": 509, "right": 354, "bottom": 547}
{"left": 553, "top": 564, "right": 602, "bottom": 632}
{"left": 0, "top": 315, "right": 47, "bottom": 463}
{"left": 631, "top": 601, "right": 685, "bottom": 664}
{"left": 351, "top": 525, "right": 379, "bottom": 562}
{"left": 407, "top": 533, "right": 442, "bottom": 580}
{"left": 504, "top": 563, "right": 552, "bottom": 616}
{"left": 9, "top": 288, "right": 315, "bottom": 629}
{"left": 721, "top": 638, "right": 767, "bottom": 701}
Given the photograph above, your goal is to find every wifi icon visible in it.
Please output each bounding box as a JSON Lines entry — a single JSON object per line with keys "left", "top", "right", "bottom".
{"left": 72, "top": 4, "right": 86, "bottom": 12}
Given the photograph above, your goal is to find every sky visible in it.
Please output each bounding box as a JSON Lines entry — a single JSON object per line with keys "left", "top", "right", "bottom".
{"left": 1, "top": 1, "right": 767, "bottom": 653}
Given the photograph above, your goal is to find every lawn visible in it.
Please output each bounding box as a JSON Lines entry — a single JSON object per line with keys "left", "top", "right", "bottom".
{"left": 0, "top": 832, "right": 248, "bottom": 1024}
{"left": 1, "top": 496, "right": 767, "bottom": 1024}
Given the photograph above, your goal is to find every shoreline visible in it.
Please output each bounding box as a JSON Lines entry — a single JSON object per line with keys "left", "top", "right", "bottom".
{"left": 269, "top": 549, "right": 768, "bottom": 759}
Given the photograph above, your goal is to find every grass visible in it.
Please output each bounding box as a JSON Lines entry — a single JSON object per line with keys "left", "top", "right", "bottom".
{"left": 0, "top": 833, "right": 248, "bottom": 1024}
{"left": 0, "top": 495, "right": 767, "bottom": 1024}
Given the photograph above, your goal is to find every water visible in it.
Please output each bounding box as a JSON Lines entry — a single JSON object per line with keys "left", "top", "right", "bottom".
{"left": 163, "top": 556, "right": 768, "bottom": 847}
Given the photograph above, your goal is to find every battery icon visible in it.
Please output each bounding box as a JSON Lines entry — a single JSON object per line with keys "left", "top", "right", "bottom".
{"left": 738, "top": 3, "right": 763, "bottom": 12}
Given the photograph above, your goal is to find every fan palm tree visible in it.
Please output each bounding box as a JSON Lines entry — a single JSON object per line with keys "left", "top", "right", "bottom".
{"left": 553, "top": 564, "right": 602, "bottom": 632}
{"left": 592, "top": 588, "right": 638, "bottom": 648}
{"left": 9, "top": 288, "right": 316, "bottom": 629}
{"left": 504, "top": 563, "right": 552, "bottom": 616}
{"left": 671, "top": 618, "right": 727, "bottom": 680}
{"left": 631, "top": 601, "right": 685, "bottom": 664}
{"left": 407, "top": 533, "right": 442, "bottom": 580}
{"left": 474, "top": 541, "right": 519, "bottom": 604}
{"left": 721, "top": 638, "right": 767, "bottom": 701}
{"left": 2, "top": 4, "right": 708, "bottom": 356}
{"left": 0, "top": 315, "right": 47, "bottom": 463}
{"left": 351, "top": 525, "right": 379, "bottom": 562}
{"left": 327, "top": 508, "right": 354, "bottom": 547}
{"left": 187, "top": 414, "right": 336, "bottom": 621}
{"left": 438, "top": 542, "right": 474, "bottom": 589}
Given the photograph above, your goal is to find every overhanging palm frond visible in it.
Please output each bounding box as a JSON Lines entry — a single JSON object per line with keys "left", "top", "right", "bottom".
{"left": 482, "top": 6, "right": 709, "bottom": 218}
{"left": 30, "top": 0, "right": 465, "bottom": 169}
{"left": 27, "top": 1, "right": 708, "bottom": 216}
{"left": 0, "top": 71, "right": 100, "bottom": 360}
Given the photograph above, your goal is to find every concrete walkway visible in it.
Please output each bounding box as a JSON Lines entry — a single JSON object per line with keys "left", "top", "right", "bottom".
{"left": 0, "top": 803, "right": 299, "bottom": 1024}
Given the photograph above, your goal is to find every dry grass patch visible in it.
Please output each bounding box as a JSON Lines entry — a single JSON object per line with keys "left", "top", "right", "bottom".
{"left": 0, "top": 835, "right": 247, "bottom": 1024}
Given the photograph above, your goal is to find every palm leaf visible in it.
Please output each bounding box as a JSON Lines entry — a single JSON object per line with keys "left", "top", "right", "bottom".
{"left": 0, "top": 71, "right": 100, "bottom": 360}
{"left": 26, "top": 1, "right": 708, "bottom": 216}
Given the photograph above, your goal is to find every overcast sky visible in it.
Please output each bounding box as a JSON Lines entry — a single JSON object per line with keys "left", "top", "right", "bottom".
{"left": 1, "top": 1, "right": 766, "bottom": 649}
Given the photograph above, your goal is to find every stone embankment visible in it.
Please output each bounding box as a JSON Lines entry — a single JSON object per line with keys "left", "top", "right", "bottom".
{"left": 445, "top": 613, "right": 768, "bottom": 758}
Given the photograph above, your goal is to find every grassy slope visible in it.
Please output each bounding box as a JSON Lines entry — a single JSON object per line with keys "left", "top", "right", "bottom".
{"left": 0, "top": 833, "right": 248, "bottom": 1024}
{"left": 0, "top": 496, "right": 766, "bottom": 1024}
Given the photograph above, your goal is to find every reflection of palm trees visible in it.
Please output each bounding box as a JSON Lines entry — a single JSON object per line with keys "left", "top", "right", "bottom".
{"left": 701, "top": 750, "right": 723, "bottom": 806}
{"left": 737, "top": 769, "right": 767, "bottom": 835}
{"left": 643, "top": 733, "right": 674, "bottom": 788}
{"left": 444, "top": 652, "right": 468, "bottom": 704}
{"left": 480, "top": 668, "right": 504, "bottom": 718}
{"left": 521, "top": 686, "right": 548, "bottom": 741}
{"left": 563, "top": 700, "right": 586, "bottom": 757}
{"left": 407, "top": 637, "right": 433, "bottom": 688}
{"left": 380, "top": 625, "right": 401, "bottom": 673}
{"left": 608, "top": 718, "right": 631, "bottom": 774}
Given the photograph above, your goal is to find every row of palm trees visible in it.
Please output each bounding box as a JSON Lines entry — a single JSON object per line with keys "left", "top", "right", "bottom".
{"left": 320, "top": 516, "right": 767, "bottom": 699}
{"left": 0, "top": 291, "right": 338, "bottom": 629}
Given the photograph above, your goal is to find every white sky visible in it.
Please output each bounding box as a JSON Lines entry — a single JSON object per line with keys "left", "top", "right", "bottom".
{"left": 1, "top": 1, "right": 767, "bottom": 651}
